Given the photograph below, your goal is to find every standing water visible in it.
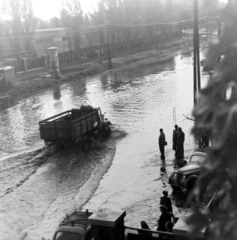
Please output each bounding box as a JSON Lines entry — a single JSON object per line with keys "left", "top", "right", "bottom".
{"left": 0, "top": 52, "right": 208, "bottom": 240}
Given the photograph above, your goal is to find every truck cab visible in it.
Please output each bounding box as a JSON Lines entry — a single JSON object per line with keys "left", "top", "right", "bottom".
{"left": 52, "top": 210, "right": 93, "bottom": 240}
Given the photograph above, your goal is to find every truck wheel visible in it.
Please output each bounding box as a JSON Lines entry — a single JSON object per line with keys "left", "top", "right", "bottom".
{"left": 81, "top": 136, "right": 90, "bottom": 152}
{"left": 102, "top": 123, "right": 111, "bottom": 138}
{"left": 106, "top": 124, "right": 111, "bottom": 135}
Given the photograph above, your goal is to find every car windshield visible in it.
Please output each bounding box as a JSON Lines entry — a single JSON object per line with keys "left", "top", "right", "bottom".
{"left": 190, "top": 155, "right": 205, "bottom": 164}
{"left": 55, "top": 231, "right": 81, "bottom": 240}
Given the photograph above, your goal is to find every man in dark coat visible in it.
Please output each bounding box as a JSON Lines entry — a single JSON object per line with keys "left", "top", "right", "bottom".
{"left": 159, "top": 128, "right": 166, "bottom": 160}
{"left": 157, "top": 205, "right": 172, "bottom": 238}
{"left": 160, "top": 190, "right": 173, "bottom": 215}
{"left": 176, "top": 127, "right": 185, "bottom": 159}
{"left": 172, "top": 125, "right": 179, "bottom": 155}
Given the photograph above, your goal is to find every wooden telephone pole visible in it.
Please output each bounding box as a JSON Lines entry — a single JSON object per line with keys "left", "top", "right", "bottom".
{"left": 193, "top": 0, "right": 201, "bottom": 105}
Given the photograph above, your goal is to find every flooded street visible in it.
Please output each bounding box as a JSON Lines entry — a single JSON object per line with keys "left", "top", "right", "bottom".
{"left": 0, "top": 52, "right": 209, "bottom": 240}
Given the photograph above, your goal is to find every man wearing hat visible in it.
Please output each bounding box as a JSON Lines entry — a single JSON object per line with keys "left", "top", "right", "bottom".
{"left": 160, "top": 190, "right": 173, "bottom": 215}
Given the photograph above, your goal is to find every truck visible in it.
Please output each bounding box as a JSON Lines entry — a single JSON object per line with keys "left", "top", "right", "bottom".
{"left": 52, "top": 210, "right": 93, "bottom": 240}
{"left": 39, "top": 105, "right": 111, "bottom": 150}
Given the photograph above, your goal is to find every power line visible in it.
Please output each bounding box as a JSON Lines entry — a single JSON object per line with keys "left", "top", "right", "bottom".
{"left": 0, "top": 33, "right": 195, "bottom": 58}
{"left": 0, "top": 19, "right": 216, "bottom": 58}
{"left": 0, "top": 16, "right": 217, "bottom": 41}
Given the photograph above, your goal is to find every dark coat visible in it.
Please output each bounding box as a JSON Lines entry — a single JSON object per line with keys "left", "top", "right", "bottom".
{"left": 160, "top": 196, "right": 173, "bottom": 214}
{"left": 159, "top": 132, "right": 166, "bottom": 146}
{"left": 172, "top": 129, "right": 179, "bottom": 150}
{"left": 157, "top": 212, "right": 172, "bottom": 232}
{"left": 177, "top": 130, "right": 185, "bottom": 144}
{"left": 176, "top": 130, "right": 185, "bottom": 159}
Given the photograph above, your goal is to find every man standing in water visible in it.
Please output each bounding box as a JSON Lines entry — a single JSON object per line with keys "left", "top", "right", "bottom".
{"left": 177, "top": 127, "right": 185, "bottom": 159}
{"left": 159, "top": 128, "right": 166, "bottom": 160}
{"left": 172, "top": 125, "right": 179, "bottom": 155}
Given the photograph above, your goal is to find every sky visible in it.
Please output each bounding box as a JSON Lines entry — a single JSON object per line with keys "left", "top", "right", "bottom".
{"left": 0, "top": 0, "right": 228, "bottom": 21}
{"left": 0, "top": 0, "right": 98, "bottom": 20}
{"left": 33, "top": 0, "right": 98, "bottom": 20}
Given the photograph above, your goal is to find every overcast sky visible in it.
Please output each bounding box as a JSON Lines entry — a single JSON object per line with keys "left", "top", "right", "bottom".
{"left": 0, "top": 0, "right": 98, "bottom": 20}
{"left": 34, "top": 0, "right": 97, "bottom": 20}
{"left": 0, "top": 0, "right": 228, "bottom": 21}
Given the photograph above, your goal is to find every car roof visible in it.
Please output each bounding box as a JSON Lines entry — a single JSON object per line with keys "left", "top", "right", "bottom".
{"left": 191, "top": 152, "right": 207, "bottom": 158}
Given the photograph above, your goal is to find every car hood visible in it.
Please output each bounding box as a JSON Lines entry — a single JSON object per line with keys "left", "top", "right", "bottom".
{"left": 177, "top": 164, "right": 200, "bottom": 174}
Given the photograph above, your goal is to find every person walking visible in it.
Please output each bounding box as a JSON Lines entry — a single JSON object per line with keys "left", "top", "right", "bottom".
{"left": 172, "top": 125, "right": 179, "bottom": 155}
{"left": 159, "top": 128, "right": 166, "bottom": 160}
{"left": 176, "top": 127, "right": 185, "bottom": 159}
{"left": 160, "top": 190, "right": 173, "bottom": 216}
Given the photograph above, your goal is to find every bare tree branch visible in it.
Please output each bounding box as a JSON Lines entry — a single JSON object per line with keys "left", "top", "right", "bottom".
{"left": 183, "top": 114, "right": 195, "bottom": 121}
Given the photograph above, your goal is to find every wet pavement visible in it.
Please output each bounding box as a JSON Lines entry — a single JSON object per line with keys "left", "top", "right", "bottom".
{"left": 0, "top": 51, "right": 209, "bottom": 240}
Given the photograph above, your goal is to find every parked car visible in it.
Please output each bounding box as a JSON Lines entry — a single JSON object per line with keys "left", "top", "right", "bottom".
{"left": 168, "top": 152, "right": 206, "bottom": 192}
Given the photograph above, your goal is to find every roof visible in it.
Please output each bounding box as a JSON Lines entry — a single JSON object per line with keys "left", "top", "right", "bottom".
{"left": 59, "top": 210, "right": 93, "bottom": 230}
{"left": 36, "top": 28, "right": 67, "bottom": 32}
{"left": 0, "top": 66, "right": 15, "bottom": 71}
{"left": 191, "top": 152, "right": 207, "bottom": 157}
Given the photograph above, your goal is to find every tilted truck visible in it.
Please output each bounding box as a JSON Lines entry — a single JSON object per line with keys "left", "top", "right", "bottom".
{"left": 39, "top": 105, "right": 111, "bottom": 150}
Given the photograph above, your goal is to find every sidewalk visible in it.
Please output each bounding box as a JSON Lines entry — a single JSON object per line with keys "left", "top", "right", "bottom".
{"left": 15, "top": 37, "right": 191, "bottom": 82}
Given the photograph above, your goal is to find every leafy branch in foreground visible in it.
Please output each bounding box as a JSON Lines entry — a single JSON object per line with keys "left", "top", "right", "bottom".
{"left": 187, "top": 1, "right": 237, "bottom": 240}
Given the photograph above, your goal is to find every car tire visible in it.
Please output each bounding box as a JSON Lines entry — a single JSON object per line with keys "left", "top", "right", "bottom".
{"left": 185, "top": 175, "right": 198, "bottom": 191}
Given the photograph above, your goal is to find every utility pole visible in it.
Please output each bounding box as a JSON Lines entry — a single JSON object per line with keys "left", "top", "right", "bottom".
{"left": 193, "top": 0, "right": 201, "bottom": 105}
{"left": 106, "top": 21, "right": 112, "bottom": 69}
{"left": 218, "top": 21, "right": 221, "bottom": 40}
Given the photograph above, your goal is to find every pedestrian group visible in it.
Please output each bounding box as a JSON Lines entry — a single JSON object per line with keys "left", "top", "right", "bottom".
{"left": 138, "top": 125, "right": 185, "bottom": 238}
{"left": 139, "top": 190, "right": 177, "bottom": 239}
{"left": 159, "top": 125, "right": 185, "bottom": 160}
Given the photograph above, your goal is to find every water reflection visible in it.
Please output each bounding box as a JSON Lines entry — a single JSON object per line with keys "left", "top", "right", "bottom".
{"left": 0, "top": 51, "right": 212, "bottom": 240}
{"left": 53, "top": 85, "right": 61, "bottom": 100}
{"left": 0, "top": 52, "right": 209, "bottom": 158}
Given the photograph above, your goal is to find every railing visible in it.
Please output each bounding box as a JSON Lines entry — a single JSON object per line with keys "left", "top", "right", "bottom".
{"left": 124, "top": 226, "right": 175, "bottom": 240}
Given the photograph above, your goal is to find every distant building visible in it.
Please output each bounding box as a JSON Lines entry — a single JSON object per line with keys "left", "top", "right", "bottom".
{"left": 34, "top": 28, "right": 70, "bottom": 57}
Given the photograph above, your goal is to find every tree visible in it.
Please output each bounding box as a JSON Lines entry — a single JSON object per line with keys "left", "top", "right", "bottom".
{"left": 21, "top": 0, "right": 37, "bottom": 55}
{"left": 3, "top": 0, "right": 23, "bottom": 57}
{"left": 60, "top": 0, "right": 84, "bottom": 50}
{"left": 187, "top": 1, "right": 237, "bottom": 240}
{"left": 3, "top": 0, "right": 37, "bottom": 58}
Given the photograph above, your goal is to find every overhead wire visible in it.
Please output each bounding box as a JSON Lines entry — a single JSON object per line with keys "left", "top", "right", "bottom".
{"left": 0, "top": 30, "right": 196, "bottom": 56}
{"left": 0, "top": 18, "right": 215, "bottom": 58}
{"left": 0, "top": 16, "right": 217, "bottom": 41}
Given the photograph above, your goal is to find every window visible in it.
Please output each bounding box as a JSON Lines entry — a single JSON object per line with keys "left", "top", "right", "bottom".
{"left": 190, "top": 155, "right": 205, "bottom": 164}
{"left": 55, "top": 231, "right": 82, "bottom": 240}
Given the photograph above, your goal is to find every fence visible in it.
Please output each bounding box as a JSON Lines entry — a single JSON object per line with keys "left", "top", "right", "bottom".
{"left": 58, "top": 30, "right": 186, "bottom": 69}
{"left": 27, "top": 57, "right": 45, "bottom": 70}
{"left": 4, "top": 26, "right": 212, "bottom": 76}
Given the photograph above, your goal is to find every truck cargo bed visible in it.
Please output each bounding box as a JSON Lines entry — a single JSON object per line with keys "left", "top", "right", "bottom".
{"left": 39, "top": 108, "right": 99, "bottom": 144}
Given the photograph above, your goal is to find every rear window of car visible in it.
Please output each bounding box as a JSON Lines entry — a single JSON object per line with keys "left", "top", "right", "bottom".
{"left": 55, "top": 231, "right": 81, "bottom": 240}
{"left": 190, "top": 155, "right": 205, "bottom": 164}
